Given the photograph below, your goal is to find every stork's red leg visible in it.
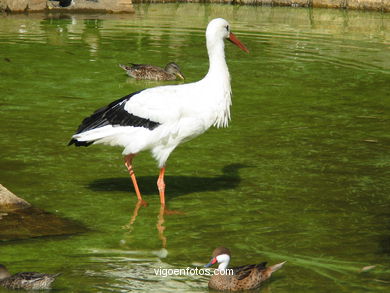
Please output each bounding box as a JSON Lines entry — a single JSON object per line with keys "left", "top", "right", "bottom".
{"left": 157, "top": 167, "right": 166, "bottom": 206}
{"left": 124, "top": 154, "right": 147, "bottom": 206}
{"left": 157, "top": 167, "right": 184, "bottom": 214}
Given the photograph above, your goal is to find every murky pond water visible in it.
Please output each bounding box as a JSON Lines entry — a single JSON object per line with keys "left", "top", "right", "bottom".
{"left": 0, "top": 3, "right": 389, "bottom": 292}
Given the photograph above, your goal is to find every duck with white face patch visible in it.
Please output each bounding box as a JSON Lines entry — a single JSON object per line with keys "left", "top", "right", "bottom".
{"left": 204, "top": 247, "right": 286, "bottom": 291}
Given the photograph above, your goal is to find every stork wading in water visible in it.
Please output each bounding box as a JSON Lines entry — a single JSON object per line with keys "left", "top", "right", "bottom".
{"left": 68, "top": 18, "right": 249, "bottom": 209}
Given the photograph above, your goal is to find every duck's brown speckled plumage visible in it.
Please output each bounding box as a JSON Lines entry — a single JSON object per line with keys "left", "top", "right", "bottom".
{"left": 0, "top": 264, "right": 59, "bottom": 290}
{"left": 119, "top": 62, "right": 184, "bottom": 81}
{"left": 206, "top": 247, "right": 285, "bottom": 291}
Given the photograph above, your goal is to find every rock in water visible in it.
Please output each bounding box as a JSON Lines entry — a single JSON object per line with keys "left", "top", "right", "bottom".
{"left": 0, "top": 184, "right": 30, "bottom": 212}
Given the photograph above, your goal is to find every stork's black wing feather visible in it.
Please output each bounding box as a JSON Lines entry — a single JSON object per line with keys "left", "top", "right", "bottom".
{"left": 68, "top": 89, "right": 160, "bottom": 147}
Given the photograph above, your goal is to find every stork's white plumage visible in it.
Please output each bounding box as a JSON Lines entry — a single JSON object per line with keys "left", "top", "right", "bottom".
{"left": 68, "top": 18, "right": 249, "bottom": 208}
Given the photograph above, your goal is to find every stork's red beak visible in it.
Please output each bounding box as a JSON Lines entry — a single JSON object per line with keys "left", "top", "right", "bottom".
{"left": 228, "top": 32, "right": 249, "bottom": 53}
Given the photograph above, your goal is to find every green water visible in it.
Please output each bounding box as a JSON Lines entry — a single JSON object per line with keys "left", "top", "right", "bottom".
{"left": 0, "top": 3, "right": 389, "bottom": 292}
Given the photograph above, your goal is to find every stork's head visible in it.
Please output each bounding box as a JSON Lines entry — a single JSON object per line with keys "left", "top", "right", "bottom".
{"left": 206, "top": 18, "right": 249, "bottom": 53}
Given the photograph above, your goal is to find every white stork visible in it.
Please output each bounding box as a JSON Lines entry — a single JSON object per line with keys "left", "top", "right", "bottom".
{"left": 68, "top": 18, "right": 249, "bottom": 208}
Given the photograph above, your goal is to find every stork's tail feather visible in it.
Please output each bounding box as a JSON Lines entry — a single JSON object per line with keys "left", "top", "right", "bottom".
{"left": 67, "top": 138, "right": 94, "bottom": 147}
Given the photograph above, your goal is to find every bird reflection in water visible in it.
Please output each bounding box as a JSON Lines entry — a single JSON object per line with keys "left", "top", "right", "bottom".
{"left": 123, "top": 201, "right": 167, "bottom": 249}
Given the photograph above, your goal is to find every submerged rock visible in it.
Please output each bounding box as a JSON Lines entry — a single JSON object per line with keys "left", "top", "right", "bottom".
{"left": 0, "top": 184, "right": 86, "bottom": 241}
{"left": 0, "top": 206, "right": 86, "bottom": 241}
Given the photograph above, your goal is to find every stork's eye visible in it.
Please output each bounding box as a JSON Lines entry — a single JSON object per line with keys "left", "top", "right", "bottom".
{"left": 226, "top": 25, "right": 229, "bottom": 31}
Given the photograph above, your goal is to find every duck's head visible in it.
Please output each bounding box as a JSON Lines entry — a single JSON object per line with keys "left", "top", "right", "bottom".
{"left": 204, "top": 247, "right": 231, "bottom": 270}
{"left": 0, "top": 264, "right": 11, "bottom": 280}
{"left": 165, "top": 62, "right": 185, "bottom": 80}
{"left": 206, "top": 18, "right": 249, "bottom": 53}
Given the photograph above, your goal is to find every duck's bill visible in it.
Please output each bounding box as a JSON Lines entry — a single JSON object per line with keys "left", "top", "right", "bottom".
{"left": 177, "top": 72, "right": 185, "bottom": 80}
{"left": 228, "top": 32, "right": 249, "bottom": 53}
{"left": 204, "top": 257, "right": 217, "bottom": 268}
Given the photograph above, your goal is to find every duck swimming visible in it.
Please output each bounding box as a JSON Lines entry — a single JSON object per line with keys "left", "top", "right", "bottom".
{"left": 119, "top": 62, "right": 185, "bottom": 81}
{"left": 0, "top": 264, "right": 60, "bottom": 290}
{"left": 204, "top": 247, "right": 286, "bottom": 291}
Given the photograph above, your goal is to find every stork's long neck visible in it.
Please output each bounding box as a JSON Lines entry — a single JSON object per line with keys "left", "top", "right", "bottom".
{"left": 206, "top": 37, "right": 229, "bottom": 80}
{"left": 204, "top": 36, "right": 232, "bottom": 128}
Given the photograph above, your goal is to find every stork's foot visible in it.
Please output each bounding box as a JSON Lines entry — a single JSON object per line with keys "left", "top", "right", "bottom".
{"left": 138, "top": 199, "right": 149, "bottom": 207}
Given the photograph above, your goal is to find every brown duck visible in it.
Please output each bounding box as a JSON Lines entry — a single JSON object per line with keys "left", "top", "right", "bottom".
{"left": 0, "top": 264, "right": 60, "bottom": 290}
{"left": 119, "top": 62, "right": 185, "bottom": 81}
{"left": 204, "top": 247, "right": 286, "bottom": 291}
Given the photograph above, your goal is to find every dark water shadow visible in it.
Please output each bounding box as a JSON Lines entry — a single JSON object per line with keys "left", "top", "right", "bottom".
{"left": 0, "top": 207, "right": 87, "bottom": 242}
{"left": 88, "top": 164, "right": 247, "bottom": 199}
